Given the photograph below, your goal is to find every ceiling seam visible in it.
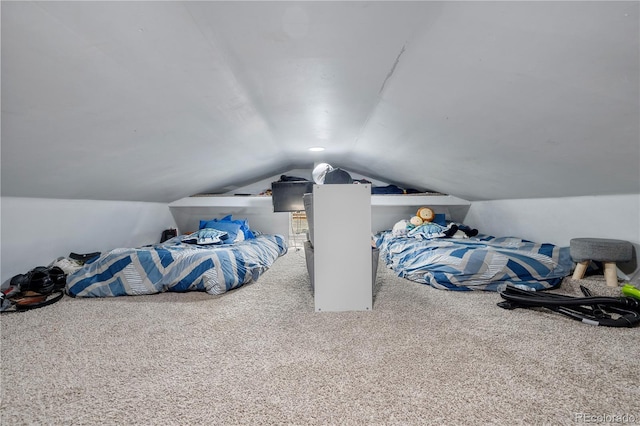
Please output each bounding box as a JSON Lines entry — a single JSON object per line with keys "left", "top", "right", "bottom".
{"left": 182, "top": 3, "right": 294, "bottom": 166}
{"left": 351, "top": 41, "right": 409, "bottom": 155}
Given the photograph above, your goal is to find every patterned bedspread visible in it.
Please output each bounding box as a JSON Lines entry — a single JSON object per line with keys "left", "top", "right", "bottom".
{"left": 376, "top": 232, "right": 572, "bottom": 291}
{"left": 66, "top": 234, "right": 287, "bottom": 297}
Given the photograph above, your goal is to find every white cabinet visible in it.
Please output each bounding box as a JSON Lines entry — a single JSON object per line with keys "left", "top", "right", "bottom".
{"left": 313, "top": 184, "right": 372, "bottom": 312}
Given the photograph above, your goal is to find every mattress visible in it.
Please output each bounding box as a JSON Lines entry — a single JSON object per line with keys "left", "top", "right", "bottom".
{"left": 66, "top": 234, "right": 287, "bottom": 297}
{"left": 376, "top": 231, "right": 572, "bottom": 291}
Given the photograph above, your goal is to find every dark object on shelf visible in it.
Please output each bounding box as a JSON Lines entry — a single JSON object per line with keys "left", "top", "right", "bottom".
{"left": 271, "top": 181, "right": 314, "bottom": 212}
{"left": 371, "top": 185, "right": 404, "bottom": 194}
{"left": 323, "top": 168, "right": 353, "bottom": 185}
{"left": 278, "top": 175, "right": 308, "bottom": 182}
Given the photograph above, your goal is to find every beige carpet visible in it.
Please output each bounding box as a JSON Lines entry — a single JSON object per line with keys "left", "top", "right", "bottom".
{"left": 1, "top": 247, "right": 638, "bottom": 425}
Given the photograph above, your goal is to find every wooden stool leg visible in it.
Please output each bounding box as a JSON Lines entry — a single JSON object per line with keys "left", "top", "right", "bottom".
{"left": 603, "top": 262, "right": 619, "bottom": 287}
{"left": 572, "top": 260, "right": 589, "bottom": 280}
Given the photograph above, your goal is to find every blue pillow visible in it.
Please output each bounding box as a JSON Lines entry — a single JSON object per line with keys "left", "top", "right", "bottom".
{"left": 238, "top": 220, "right": 255, "bottom": 239}
{"left": 219, "top": 215, "right": 255, "bottom": 239}
{"left": 200, "top": 220, "right": 243, "bottom": 244}
{"left": 199, "top": 215, "right": 255, "bottom": 240}
{"left": 433, "top": 213, "right": 447, "bottom": 226}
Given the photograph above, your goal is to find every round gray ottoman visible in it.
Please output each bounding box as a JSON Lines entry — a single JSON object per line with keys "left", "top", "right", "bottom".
{"left": 570, "top": 238, "right": 633, "bottom": 287}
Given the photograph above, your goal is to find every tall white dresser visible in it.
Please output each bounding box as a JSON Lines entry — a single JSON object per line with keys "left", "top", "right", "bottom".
{"left": 312, "top": 184, "right": 373, "bottom": 312}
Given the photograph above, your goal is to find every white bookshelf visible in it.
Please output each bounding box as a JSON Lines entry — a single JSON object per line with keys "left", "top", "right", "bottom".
{"left": 168, "top": 195, "right": 273, "bottom": 208}
{"left": 168, "top": 192, "right": 472, "bottom": 237}
{"left": 168, "top": 195, "right": 289, "bottom": 238}
{"left": 169, "top": 193, "right": 470, "bottom": 208}
{"left": 371, "top": 193, "right": 470, "bottom": 206}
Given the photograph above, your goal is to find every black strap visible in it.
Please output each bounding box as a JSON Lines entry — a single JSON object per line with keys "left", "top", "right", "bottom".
{"left": 1, "top": 290, "right": 64, "bottom": 313}
{"left": 498, "top": 285, "right": 640, "bottom": 327}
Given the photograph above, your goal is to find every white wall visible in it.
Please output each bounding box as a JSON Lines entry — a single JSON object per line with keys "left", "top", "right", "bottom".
{"left": 463, "top": 194, "right": 640, "bottom": 282}
{"left": 1, "top": 197, "right": 176, "bottom": 284}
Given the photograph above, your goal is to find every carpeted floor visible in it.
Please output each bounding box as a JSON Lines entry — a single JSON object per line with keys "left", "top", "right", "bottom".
{"left": 1, "top": 247, "right": 638, "bottom": 425}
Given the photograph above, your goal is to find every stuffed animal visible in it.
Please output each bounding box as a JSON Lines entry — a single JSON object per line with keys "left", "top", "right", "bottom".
{"left": 392, "top": 210, "right": 433, "bottom": 237}
{"left": 415, "top": 206, "right": 479, "bottom": 237}
{"left": 416, "top": 207, "right": 435, "bottom": 223}
{"left": 392, "top": 219, "right": 411, "bottom": 236}
{"left": 409, "top": 216, "right": 424, "bottom": 227}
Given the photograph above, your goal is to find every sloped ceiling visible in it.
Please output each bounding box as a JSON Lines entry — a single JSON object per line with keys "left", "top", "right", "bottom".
{"left": 2, "top": 1, "right": 638, "bottom": 203}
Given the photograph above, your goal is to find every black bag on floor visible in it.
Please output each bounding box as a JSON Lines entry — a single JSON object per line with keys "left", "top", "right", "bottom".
{"left": 161, "top": 228, "right": 178, "bottom": 243}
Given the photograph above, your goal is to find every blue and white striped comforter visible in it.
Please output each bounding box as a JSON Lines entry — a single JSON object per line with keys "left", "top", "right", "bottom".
{"left": 376, "top": 232, "right": 572, "bottom": 291}
{"left": 66, "top": 234, "right": 288, "bottom": 297}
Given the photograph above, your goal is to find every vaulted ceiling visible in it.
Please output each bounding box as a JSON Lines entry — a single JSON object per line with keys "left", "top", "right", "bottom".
{"left": 2, "top": 1, "right": 638, "bottom": 203}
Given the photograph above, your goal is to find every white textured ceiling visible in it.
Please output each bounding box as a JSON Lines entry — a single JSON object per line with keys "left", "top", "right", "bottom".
{"left": 2, "top": 1, "right": 638, "bottom": 202}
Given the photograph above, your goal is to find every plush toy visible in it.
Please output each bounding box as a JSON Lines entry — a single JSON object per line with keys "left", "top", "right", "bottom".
{"left": 392, "top": 219, "right": 411, "bottom": 236}
{"left": 409, "top": 216, "right": 424, "bottom": 227}
{"left": 416, "top": 207, "right": 435, "bottom": 223}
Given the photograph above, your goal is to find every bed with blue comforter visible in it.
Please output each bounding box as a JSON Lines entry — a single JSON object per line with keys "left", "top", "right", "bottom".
{"left": 66, "top": 233, "right": 287, "bottom": 297}
{"left": 376, "top": 231, "right": 572, "bottom": 291}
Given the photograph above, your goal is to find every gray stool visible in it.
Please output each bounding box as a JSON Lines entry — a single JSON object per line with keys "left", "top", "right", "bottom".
{"left": 570, "top": 238, "right": 633, "bottom": 287}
